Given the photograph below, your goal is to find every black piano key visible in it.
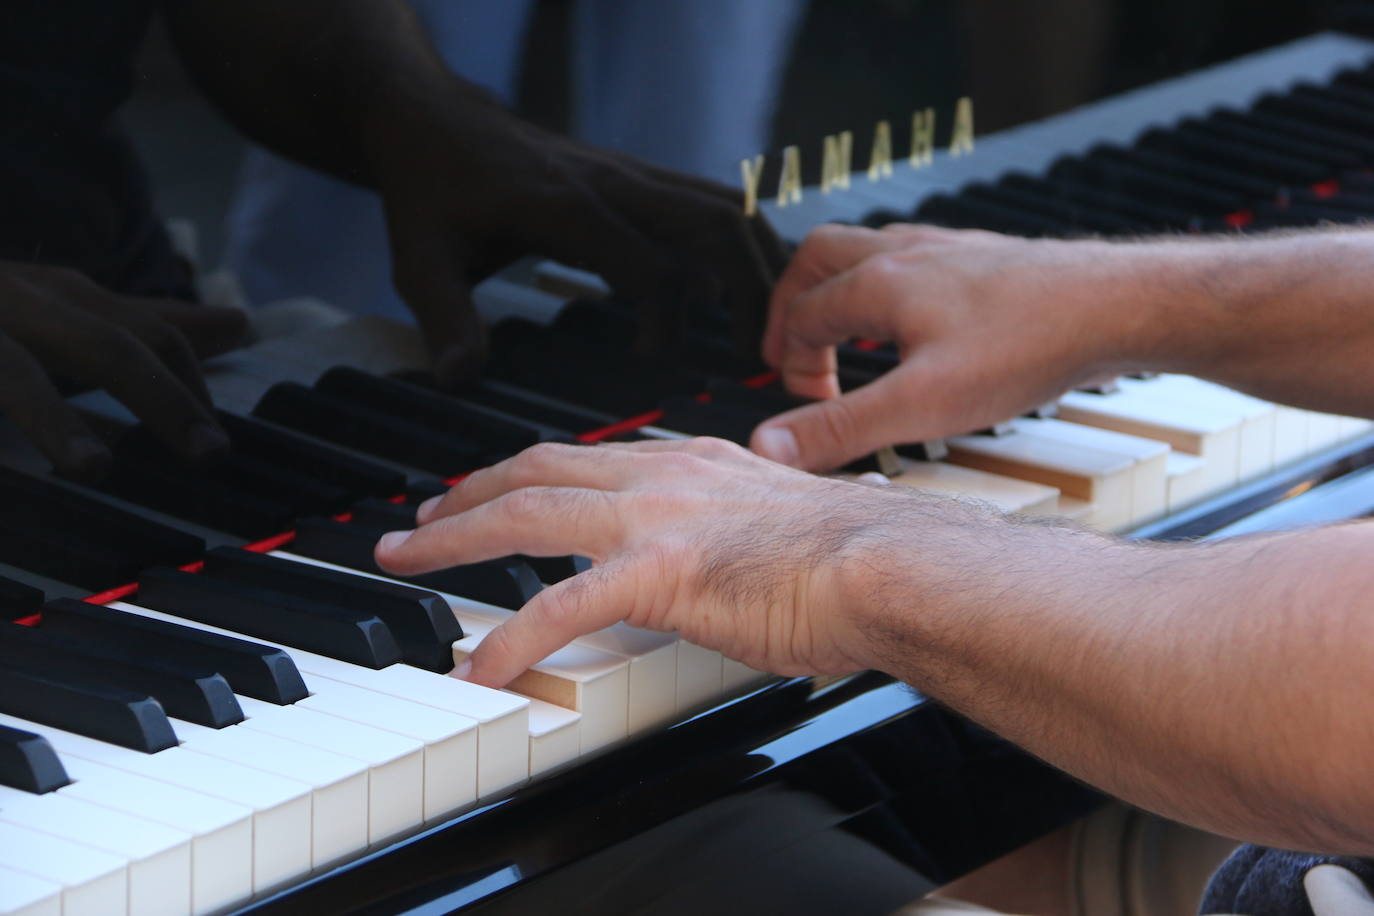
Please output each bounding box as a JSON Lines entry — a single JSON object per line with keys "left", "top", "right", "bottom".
{"left": 896, "top": 440, "right": 949, "bottom": 462}
{"left": 1004, "top": 173, "right": 1201, "bottom": 230}
{"left": 1050, "top": 153, "right": 1243, "bottom": 213}
{"left": 964, "top": 181, "right": 1144, "bottom": 234}
{"left": 40, "top": 598, "right": 309, "bottom": 706}
{"left": 1295, "top": 81, "right": 1374, "bottom": 113}
{"left": 254, "top": 382, "right": 490, "bottom": 475}
{"left": 136, "top": 567, "right": 404, "bottom": 669}
{"left": 1256, "top": 90, "right": 1374, "bottom": 137}
{"left": 290, "top": 517, "right": 542, "bottom": 610}
{"left": 0, "top": 468, "right": 204, "bottom": 589}
{"left": 0, "top": 724, "right": 69, "bottom": 794}
{"left": 217, "top": 410, "right": 406, "bottom": 499}
{"left": 316, "top": 367, "right": 572, "bottom": 451}
{"left": 522, "top": 555, "right": 582, "bottom": 585}
{"left": 199, "top": 547, "right": 463, "bottom": 674}
{"left": 404, "top": 479, "right": 451, "bottom": 503}
{"left": 348, "top": 498, "right": 422, "bottom": 530}
{"left": 1185, "top": 114, "right": 1362, "bottom": 173}
{"left": 1087, "top": 144, "right": 1276, "bottom": 201}
{"left": 836, "top": 343, "right": 899, "bottom": 378}
{"left": 915, "top": 192, "right": 1074, "bottom": 236}
{"left": 1214, "top": 108, "right": 1374, "bottom": 163}
{"left": 706, "top": 379, "right": 814, "bottom": 415}
{"left": 98, "top": 455, "right": 295, "bottom": 540}
{"left": 656, "top": 397, "right": 764, "bottom": 445}
{"left": 413, "top": 376, "right": 617, "bottom": 436}
{"left": 0, "top": 621, "right": 245, "bottom": 729}
{"left": 0, "top": 576, "right": 43, "bottom": 619}
{"left": 0, "top": 665, "right": 177, "bottom": 753}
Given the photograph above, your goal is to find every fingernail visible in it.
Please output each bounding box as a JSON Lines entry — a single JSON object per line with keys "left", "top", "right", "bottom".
{"left": 453, "top": 659, "right": 473, "bottom": 680}
{"left": 857, "top": 472, "right": 892, "bottom": 487}
{"left": 416, "top": 495, "right": 442, "bottom": 524}
{"left": 378, "top": 530, "right": 413, "bottom": 553}
{"left": 185, "top": 420, "right": 230, "bottom": 460}
{"left": 754, "top": 426, "right": 800, "bottom": 467}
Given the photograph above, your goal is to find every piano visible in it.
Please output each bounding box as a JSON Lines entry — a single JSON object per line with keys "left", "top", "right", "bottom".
{"left": 9, "top": 9, "right": 1374, "bottom": 915}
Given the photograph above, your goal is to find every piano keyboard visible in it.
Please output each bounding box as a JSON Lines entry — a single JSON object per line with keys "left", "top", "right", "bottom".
{"left": 6, "top": 31, "right": 1374, "bottom": 916}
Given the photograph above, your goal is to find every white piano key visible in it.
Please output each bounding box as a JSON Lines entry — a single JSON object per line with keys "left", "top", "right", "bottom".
{"left": 0, "top": 710, "right": 311, "bottom": 897}
{"left": 1306, "top": 410, "right": 1349, "bottom": 451}
{"left": 1120, "top": 376, "right": 1276, "bottom": 478}
{"left": 0, "top": 866, "right": 60, "bottom": 916}
{"left": 0, "top": 785, "right": 190, "bottom": 916}
{"left": 292, "top": 678, "right": 477, "bottom": 822}
{"left": 1057, "top": 390, "right": 1241, "bottom": 497}
{"left": 451, "top": 621, "right": 629, "bottom": 753}
{"left": 0, "top": 822, "right": 127, "bottom": 916}
{"left": 1165, "top": 452, "right": 1209, "bottom": 511}
{"left": 675, "top": 641, "right": 725, "bottom": 713}
{"left": 1006, "top": 417, "right": 1170, "bottom": 527}
{"left": 438, "top": 594, "right": 676, "bottom": 735}
{"left": 721, "top": 659, "right": 769, "bottom": 692}
{"left": 169, "top": 717, "right": 368, "bottom": 870}
{"left": 885, "top": 458, "right": 1061, "bottom": 515}
{"left": 234, "top": 696, "right": 424, "bottom": 846}
{"left": 524, "top": 699, "right": 581, "bottom": 775}
{"left": 946, "top": 429, "right": 1135, "bottom": 530}
{"left": 113, "top": 600, "right": 519, "bottom": 804}
{"left": 1272, "top": 406, "right": 1312, "bottom": 466}
{"left": 53, "top": 757, "right": 252, "bottom": 915}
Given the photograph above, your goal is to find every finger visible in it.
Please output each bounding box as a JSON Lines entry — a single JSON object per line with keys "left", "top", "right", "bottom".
{"left": 385, "top": 215, "right": 487, "bottom": 389}
{"left": 132, "top": 300, "right": 249, "bottom": 359}
{"left": 458, "top": 561, "right": 633, "bottom": 689}
{"left": 0, "top": 331, "right": 110, "bottom": 478}
{"left": 763, "top": 225, "right": 909, "bottom": 368}
{"left": 772, "top": 256, "right": 919, "bottom": 400}
{"left": 415, "top": 441, "right": 641, "bottom": 524}
{"left": 377, "top": 486, "right": 626, "bottom": 575}
{"left": 750, "top": 366, "right": 921, "bottom": 472}
{"left": 98, "top": 302, "right": 215, "bottom": 407}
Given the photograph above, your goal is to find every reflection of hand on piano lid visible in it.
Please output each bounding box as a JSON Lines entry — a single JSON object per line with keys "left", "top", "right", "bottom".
{"left": 0, "top": 261, "right": 247, "bottom": 479}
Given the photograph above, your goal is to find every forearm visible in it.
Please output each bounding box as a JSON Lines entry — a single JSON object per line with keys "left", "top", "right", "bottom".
{"left": 849, "top": 499, "right": 1374, "bottom": 852}
{"left": 1103, "top": 227, "right": 1374, "bottom": 416}
{"left": 162, "top": 0, "right": 490, "bottom": 185}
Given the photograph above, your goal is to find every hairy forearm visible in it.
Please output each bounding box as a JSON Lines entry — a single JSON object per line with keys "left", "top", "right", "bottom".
{"left": 1104, "top": 227, "right": 1374, "bottom": 416}
{"left": 162, "top": 0, "right": 488, "bottom": 185}
{"left": 847, "top": 496, "right": 1374, "bottom": 853}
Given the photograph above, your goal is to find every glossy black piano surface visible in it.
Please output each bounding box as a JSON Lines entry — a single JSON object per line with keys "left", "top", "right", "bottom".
{"left": 9, "top": 3, "right": 1374, "bottom": 914}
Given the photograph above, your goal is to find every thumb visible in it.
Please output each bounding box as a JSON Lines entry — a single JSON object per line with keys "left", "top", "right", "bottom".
{"left": 750, "top": 371, "right": 912, "bottom": 472}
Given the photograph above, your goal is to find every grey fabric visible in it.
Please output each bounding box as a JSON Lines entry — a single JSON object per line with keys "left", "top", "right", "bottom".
{"left": 1200, "top": 845, "right": 1374, "bottom": 916}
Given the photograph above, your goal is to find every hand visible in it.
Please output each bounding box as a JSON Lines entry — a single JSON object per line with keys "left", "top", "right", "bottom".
{"left": 373, "top": 93, "right": 788, "bottom": 387}
{"left": 373, "top": 437, "right": 899, "bottom": 689}
{"left": 750, "top": 224, "right": 1146, "bottom": 471}
{"left": 0, "top": 261, "right": 248, "bottom": 477}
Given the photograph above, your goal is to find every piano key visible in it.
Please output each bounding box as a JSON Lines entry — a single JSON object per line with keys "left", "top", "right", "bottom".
{"left": 1005, "top": 418, "right": 1170, "bottom": 527}
{"left": 199, "top": 546, "right": 462, "bottom": 674}
{"left": 290, "top": 516, "right": 543, "bottom": 611}
{"left": 945, "top": 428, "right": 1137, "bottom": 530}
{"left": 52, "top": 756, "right": 253, "bottom": 915}
{"left": 884, "top": 458, "right": 1061, "bottom": 516}
{"left": 1211, "top": 108, "right": 1374, "bottom": 162}
{"left": 442, "top": 601, "right": 647, "bottom": 740}
{"left": 0, "top": 866, "right": 61, "bottom": 916}
{"left": 0, "top": 727, "right": 67, "bottom": 796}
{"left": 0, "top": 823, "right": 127, "bottom": 916}
{"left": 1049, "top": 153, "right": 1241, "bottom": 213}
{"left": 1118, "top": 376, "right": 1277, "bottom": 478}
{"left": 0, "top": 577, "right": 42, "bottom": 620}
{"left": 98, "top": 453, "right": 297, "bottom": 540}
{"left": 136, "top": 567, "right": 403, "bottom": 670}
{"left": 0, "top": 622, "right": 244, "bottom": 729}
{"left": 39, "top": 598, "right": 309, "bottom": 706}
{"left": 215, "top": 410, "right": 406, "bottom": 499}
{"left": 1056, "top": 389, "right": 1242, "bottom": 498}
{"left": 0, "top": 784, "right": 192, "bottom": 916}
{"left": 0, "top": 709, "right": 312, "bottom": 896}
{"left": 234, "top": 695, "right": 424, "bottom": 846}
{"left": 524, "top": 699, "right": 581, "bottom": 776}
{"left": 1256, "top": 88, "right": 1374, "bottom": 136}
{"left": 1141, "top": 123, "right": 1330, "bottom": 185}
{"left": 168, "top": 716, "right": 369, "bottom": 870}
{"left": 315, "top": 367, "right": 572, "bottom": 451}
{"left": 964, "top": 181, "right": 1145, "bottom": 234}
{"left": 1163, "top": 452, "right": 1210, "bottom": 512}
{"left": 254, "top": 382, "right": 490, "bottom": 474}
{"left": 1086, "top": 144, "right": 1275, "bottom": 201}
{"left": 1002, "top": 173, "right": 1201, "bottom": 231}
{"left": 0, "top": 667, "right": 177, "bottom": 754}
{"left": 1187, "top": 114, "right": 1362, "bottom": 172}
{"left": 457, "top": 377, "right": 618, "bottom": 434}
{"left": 110, "top": 601, "right": 525, "bottom": 803}
{"left": 443, "top": 611, "right": 628, "bottom": 752}
{"left": 915, "top": 192, "right": 1074, "bottom": 236}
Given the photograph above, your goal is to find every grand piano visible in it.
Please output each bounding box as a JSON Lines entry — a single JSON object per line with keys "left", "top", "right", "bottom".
{"left": 7, "top": 3, "right": 1374, "bottom": 914}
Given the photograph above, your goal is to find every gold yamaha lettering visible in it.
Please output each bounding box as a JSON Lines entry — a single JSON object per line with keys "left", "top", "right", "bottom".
{"left": 742, "top": 96, "right": 974, "bottom": 216}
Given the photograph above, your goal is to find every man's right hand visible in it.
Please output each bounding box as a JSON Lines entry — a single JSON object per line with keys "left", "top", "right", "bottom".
{"left": 749, "top": 224, "right": 1155, "bottom": 472}
{"left": 0, "top": 261, "right": 248, "bottom": 477}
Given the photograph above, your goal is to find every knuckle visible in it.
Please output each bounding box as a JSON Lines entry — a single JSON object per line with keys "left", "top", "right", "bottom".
{"left": 684, "top": 436, "right": 743, "bottom": 461}
{"left": 815, "top": 400, "right": 860, "bottom": 448}
{"left": 498, "top": 487, "right": 547, "bottom": 523}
